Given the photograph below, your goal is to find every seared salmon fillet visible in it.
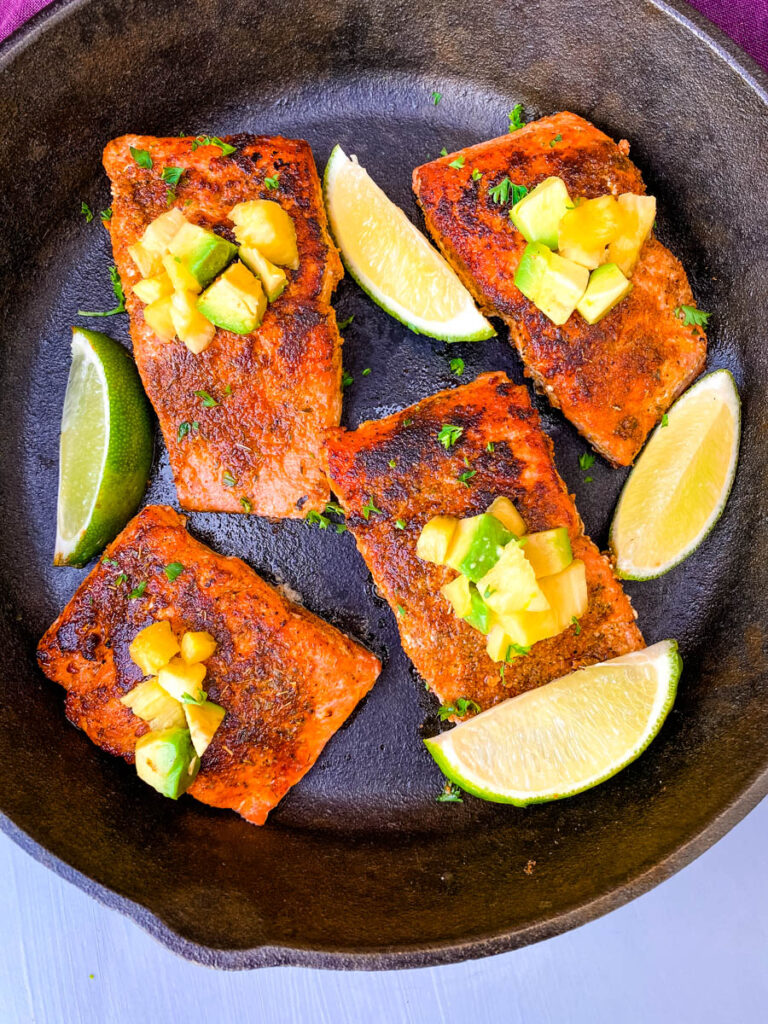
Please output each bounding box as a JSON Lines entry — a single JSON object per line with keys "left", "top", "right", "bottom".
{"left": 103, "top": 133, "right": 344, "bottom": 516}
{"left": 37, "top": 505, "right": 380, "bottom": 825}
{"left": 325, "top": 373, "right": 643, "bottom": 712}
{"left": 413, "top": 112, "right": 707, "bottom": 466}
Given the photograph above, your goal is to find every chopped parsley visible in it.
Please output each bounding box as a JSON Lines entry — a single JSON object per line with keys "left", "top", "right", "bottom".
{"left": 511, "top": 183, "right": 528, "bottom": 205}
{"left": 77, "top": 265, "right": 126, "bottom": 317}
{"left": 191, "top": 135, "right": 236, "bottom": 156}
{"left": 128, "top": 581, "right": 147, "bottom": 599}
{"left": 222, "top": 470, "right": 236, "bottom": 487}
{"left": 448, "top": 154, "right": 466, "bottom": 169}
{"left": 80, "top": 201, "right": 93, "bottom": 223}
{"left": 489, "top": 176, "right": 512, "bottom": 205}
{"left": 675, "top": 304, "right": 711, "bottom": 328}
{"left": 430, "top": 90, "right": 442, "bottom": 106}
{"left": 584, "top": 476, "right": 593, "bottom": 483}
{"left": 440, "top": 147, "right": 448, "bottom": 157}
{"left": 129, "top": 146, "right": 152, "bottom": 169}
{"left": 223, "top": 384, "right": 232, "bottom": 396}
{"left": 458, "top": 468, "right": 476, "bottom": 486}
{"left": 264, "top": 174, "right": 279, "bottom": 190}
{"left": 325, "top": 501, "right": 345, "bottom": 516}
{"left": 578, "top": 452, "right": 596, "bottom": 472}
{"left": 438, "top": 423, "right": 463, "bottom": 449}
{"left": 240, "top": 497, "right": 252, "bottom": 513}
{"left": 194, "top": 389, "right": 218, "bottom": 407}
{"left": 661, "top": 413, "right": 669, "bottom": 427}
{"left": 438, "top": 697, "right": 480, "bottom": 721}
{"left": 177, "top": 421, "right": 192, "bottom": 441}
{"left": 99, "top": 208, "right": 113, "bottom": 221}
{"left": 181, "top": 690, "right": 208, "bottom": 705}
{"left": 403, "top": 417, "right": 414, "bottom": 427}
{"left": 505, "top": 642, "right": 531, "bottom": 660}
{"left": 395, "top": 518, "right": 406, "bottom": 530}
{"left": 471, "top": 168, "right": 483, "bottom": 181}
{"left": 449, "top": 357, "right": 465, "bottom": 377}
{"left": 338, "top": 315, "right": 354, "bottom": 330}
{"left": 396, "top": 604, "right": 406, "bottom": 617}
{"left": 571, "top": 615, "right": 582, "bottom": 635}
{"left": 161, "top": 166, "right": 184, "bottom": 186}
{"left": 114, "top": 573, "right": 128, "bottom": 587}
{"left": 362, "top": 367, "right": 371, "bottom": 376}
{"left": 164, "top": 562, "right": 184, "bottom": 581}
{"left": 305, "top": 509, "right": 330, "bottom": 529}
{"left": 486, "top": 441, "right": 495, "bottom": 453}
{"left": 507, "top": 103, "right": 525, "bottom": 132}
{"left": 436, "top": 780, "right": 463, "bottom": 803}
{"left": 341, "top": 370, "right": 354, "bottom": 389}
{"left": 549, "top": 133, "right": 563, "bottom": 147}
{"left": 102, "top": 557, "right": 118, "bottom": 567}
{"left": 388, "top": 458, "right": 397, "bottom": 468}
{"left": 362, "top": 496, "right": 383, "bottom": 519}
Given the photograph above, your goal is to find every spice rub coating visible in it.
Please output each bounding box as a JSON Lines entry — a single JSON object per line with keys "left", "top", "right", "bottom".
{"left": 103, "top": 133, "right": 344, "bottom": 516}
{"left": 412, "top": 112, "right": 706, "bottom": 466}
{"left": 325, "top": 373, "right": 643, "bottom": 712}
{"left": 37, "top": 505, "right": 381, "bottom": 825}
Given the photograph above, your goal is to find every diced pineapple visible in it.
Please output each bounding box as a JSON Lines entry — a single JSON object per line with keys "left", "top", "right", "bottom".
{"left": 477, "top": 540, "right": 549, "bottom": 614}
{"left": 143, "top": 295, "right": 176, "bottom": 342}
{"left": 141, "top": 208, "right": 187, "bottom": 255}
{"left": 157, "top": 656, "right": 207, "bottom": 703}
{"left": 538, "top": 558, "right": 588, "bottom": 630}
{"left": 129, "top": 621, "right": 180, "bottom": 676}
{"left": 521, "top": 528, "right": 573, "bottom": 578}
{"left": 180, "top": 630, "right": 218, "bottom": 665}
{"left": 416, "top": 516, "right": 459, "bottom": 565}
{"left": 496, "top": 607, "right": 561, "bottom": 649}
{"left": 239, "top": 246, "right": 288, "bottom": 302}
{"left": 557, "top": 195, "right": 623, "bottom": 269}
{"left": 229, "top": 200, "right": 299, "bottom": 269}
{"left": 486, "top": 622, "right": 548, "bottom": 662}
{"left": 440, "top": 574, "right": 473, "bottom": 618}
{"left": 607, "top": 194, "right": 656, "bottom": 276}
{"left": 128, "top": 241, "right": 162, "bottom": 278}
{"left": 133, "top": 271, "right": 173, "bottom": 305}
{"left": 120, "top": 679, "right": 186, "bottom": 731}
{"left": 162, "top": 252, "right": 202, "bottom": 294}
{"left": 486, "top": 496, "right": 526, "bottom": 536}
{"left": 170, "top": 290, "right": 216, "bottom": 353}
{"left": 184, "top": 700, "right": 226, "bottom": 757}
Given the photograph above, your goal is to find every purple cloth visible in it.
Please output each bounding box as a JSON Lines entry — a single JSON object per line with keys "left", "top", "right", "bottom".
{"left": 1, "top": 0, "right": 767, "bottom": 67}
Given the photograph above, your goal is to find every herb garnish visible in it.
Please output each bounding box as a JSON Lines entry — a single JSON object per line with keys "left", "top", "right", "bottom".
{"left": 471, "top": 168, "right": 483, "bottom": 181}
{"left": 161, "top": 166, "right": 184, "bottom": 186}
{"left": 571, "top": 615, "right": 582, "bottom": 635}
{"left": 578, "top": 452, "right": 596, "bottom": 472}
{"left": 403, "top": 418, "right": 414, "bottom": 427}
{"left": 77, "top": 266, "right": 126, "bottom": 317}
{"left": 325, "top": 501, "right": 345, "bottom": 516}
{"left": 438, "top": 697, "right": 480, "bottom": 721}
{"left": 338, "top": 315, "right": 354, "bottom": 330}
{"left": 264, "top": 174, "right": 279, "bottom": 190}
{"left": 436, "top": 780, "right": 463, "bottom": 803}
{"left": 341, "top": 370, "right": 353, "bottom": 389}
{"left": 80, "top": 201, "right": 93, "bottom": 223}
{"left": 362, "top": 368, "right": 371, "bottom": 376}
{"left": 489, "top": 177, "right": 512, "bottom": 205}
{"left": 675, "top": 304, "right": 711, "bottom": 328}
{"left": 458, "top": 468, "right": 476, "bottom": 486}
{"left": 505, "top": 642, "right": 531, "bottom": 660}
{"left": 191, "top": 135, "right": 236, "bottom": 156}
{"left": 306, "top": 509, "right": 330, "bottom": 529}
{"left": 549, "top": 133, "right": 563, "bottom": 147}
{"left": 181, "top": 690, "right": 208, "bottom": 705}
{"left": 164, "top": 562, "right": 184, "bottom": 581}
{"left": 222, "top": 470, "right": 236, "bottom": 487}
{"left": 395, "top": 518, "right": 406, "bottom": 530}
{"left": 240, "top": 497, "right": 252, "bottom": 513}
{"left": 511, "top": 183, "right": 528, "bottom": 204}
{"left": 486, "top": 441, "right": 495, "bottom": 453}
{"left": 128, "top": 581, "right": 147, "bottom": 599}
{"left": 507, "top": 103, "right": 525, "bottom": 132}
{"left": 396, "top": 604, "right": 406, "bottom": 617}
{"left": 102, "top": 557, "right": 118, "bottom": 567}
{"left": 430, "top": 90, "right": 442, "bottom": 106}
{"left": 114, "top": 573, "right": 128, "bottom": 587}
{"left": 130, "top": 147, "right": 153, "bottom": 169}
{"left": 388, "top": 458, "right": 397, "bottom": 468}
{"left": 194, "top": 389, "right": 218, "bottom": 407}
{"left": 99, "top": 208, "right": 113, "bottom": 221}
{"left": 440, "top": 147, "right": 448, "bottom": 157}
{"left": 362, "top": 496, "right": 383, "bottom": 519}
{"left": 449, "top": 357, "right": 465, "bottom": 377}
{"left": 448, "top": 154, "right": 466, "bottom": 169}
{"left": 438, "top": 423, "right": 463, "bottom": 449}
{"left": 661, "top": 413, "right": 669, "bottom": 427}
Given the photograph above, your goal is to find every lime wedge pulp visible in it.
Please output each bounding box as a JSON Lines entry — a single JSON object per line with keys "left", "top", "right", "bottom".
{"left": 54, "top": 327, "right": 153, "bottom": 566}
{"left": 610, "top": 369, "right": 740, "bottom": 580}
{"left": 425, "top": 641, "right": 681, "bottom": 805}
{"left": 323, "top": 145, "right": 495, "bottom": 342}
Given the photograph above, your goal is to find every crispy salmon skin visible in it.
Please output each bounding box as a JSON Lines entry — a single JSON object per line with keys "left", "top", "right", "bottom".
{"left": 103, "top": 133, "right": 344, "bottom": 516}
{"left": 325, "top": 373, "right": 643, "bottom": 712}
{"left": 37, "top": 505, "right": 381, "bottom": 825}
{"left": 413, "top": 112, "right": 707, "bottom": 466}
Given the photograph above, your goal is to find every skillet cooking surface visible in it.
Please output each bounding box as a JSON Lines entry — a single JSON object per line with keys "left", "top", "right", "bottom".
{"left": 1, "top": 0, "right": 767, "bottom": 969}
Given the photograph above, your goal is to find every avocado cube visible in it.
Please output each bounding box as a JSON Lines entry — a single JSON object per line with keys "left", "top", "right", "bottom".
{"left": 129, "top": 621, "right": 180, "bottom": 676}
{"left": 607, "top": 194, "right": 656, "bottom": 276}
{"left": 509, "top": 176, "right": 572, "bottom": 249}
{"left": 143, "top": 295, "right": 176, "bottom": 342}
{"left": 416, "top": 515, "right": 459, "bottom": 564}
{"left": 134, "top": 727, "right": 200, "bottom": 799}
{"left": 521, "top": 527, "right": 573, "bottom": 578}
{"left": 557, "top": 195, "right": 623, "bottom": 269}
{"left": 229, "top": 200, "right": 299, "bottom": 269}
{"left": 464, "top": 585, "right": 495, "bottom": 634}
{"left": 239, "top": 246, "right": 288, "bottom": 302}
{"left": 576, "top": 263, "right": 632, "bottom": 324}
{"left": 486, "top": 496, "right": 526, "bottom": 536}
{"left": 445, "top": 514, "right": 513, "bottom": 582}
{"left": 170, "top": 290, "right": 216, "bottom": 353}
{"left": 184, "top": 700, "right": 226, "bottom": 758}
{"left": 168, "top": 222, "right": 238, "bottom": 289}
{"left": 514, "top": 242, "right": 589, "bottom": 325}
{"left": 196, "top": 262, "right": 267, "bottom": 334}
{"left": 538, "top": 558, "right": 588, "bottom": 631}
{"left": 440, "top": 574, "right": 473, "bottom": 617}
{"left": 180, "top": 630, "right": 218, "bottom": 665}
{"left": 477, "top": 539, "right": 549, "bottom": 614}
{"left": 157, "top": 656, "right": 207, "bottom": 703}
{"left": 120, "top": 679, "right": 186, "bottom": 731}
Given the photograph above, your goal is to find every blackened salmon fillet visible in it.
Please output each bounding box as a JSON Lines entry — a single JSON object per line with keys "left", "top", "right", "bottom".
{"left": 325, "top": 373, "right": 643, "bottom": 713}
{"left": 37, "top": 505, "right": 381, "bottom": 825}
{"left": 412, "top": 112, "right": 707, "bottom": 466}
{"left": 103, "top": 133, "right": 344, "bottom": 516}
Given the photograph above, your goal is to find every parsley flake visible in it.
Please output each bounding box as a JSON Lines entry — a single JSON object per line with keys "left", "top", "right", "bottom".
{"left": 130, "top": 146, "right": 152, "bottom": 169}
{"left": 507, "top": 103, "right": 525, "bottom": 132}
{"left": 240, "top": 497, "right": 252, "bottom": 513}
{"left": 661, "top": 413, "right": 669, "bottom": 427}
{"left": 325, "top": 501, "right": 345, "bottom": 516}
{"left": 194, "top": 389, "right": 218, "bottom": 407}
{"left": 489, "top": 177, "right": 512, "bottom": 205}
{"left": 128, "top": 581, "right": 147, "bottom": 599}
{"left": 77, "top": 265, "right": 126, "bottom": 317}
{"left": 264, "top": 174, "right": 279, "bottom": 190}
{"left": 549, "top": 133, "right": 563, "bottom": 147}
{"left": 306, "top": 509, "right": 330, "bottom": 530}
{"left": 486, "top": 441, "right": 495, "bottom": 453}
{"left": 436, "top": 780, "right": 463, "bottom": 803}
{"left": 571, "top": 615, "right": 582, "bottom": 635}
{"left": 505, "top": 642, "right": 531, "bottom": 660}
{"left": 440, "top": 147, "right": 448, "bottom": 157}
{"left": 450, "top": 357, "right": 465, "bottom": 377}
{"left": 395, "top": 518, "right": 406, "bottom": 530}
{"left": 338, "top": 315, "right": 354, "bottom": 330}
{"left": 471, "top": 168, "right": 483, "bottom": 181}
{"left": 438, "top": 423, "right": 463, "bottom": 449}
{"left": 388, "top": 458, "right": 397, "bottom": 468}
{"left": 102, "top": 557, "right": 118, "bottom": 567}
{"left": 511, "top": 183, "right": 529, "bottom": 205}
{"left": 181, "top": 689, "right": 208, "bottom": 705}
{"left": 362, "top": 496, "right": 383, "bottom": 520}
{"left": 578, "top": 452, "right": 596, "bottom": 471}
{"left": 448, "top": 154, "right": 466, "bottom": 169}
{"left": 675, "top": 304, "right": 711, "bottom": 328}
{"left": 161, "top": 166, "right": 184, "bottom": 186}
{"left": 80, "top": 201, "right": 93, "bottom": 223}
{"left": 341, "top": 370, "right": 354, "bottom": 389}
{"left": 396, "top": 604, "right": 406, "bottom": 617}
{"left": 191, "top": 135, "right": 236, "bottom": 156}
{"left": 99, "top": 208, "right": 113, "bottom": 221}
{"left": 438, "top": 697, "right": 480, "bottom": 721}
{"left": 403, "top": 418, "right": 414, "bottom": 427}
{"left": 164, "top": 562, "right": 184, "bottom": 582}
{"left": 114, "top": 573, "right": 128, "bottom": 587}
{"left": 430, "top": 90, "right": 442, "bottom": 106}
{"left": 222, "top": 470, "right": 236, "bottom": 487}
{"left": 362, "top": 367, "right": 371, "bottom": 376}
{"left": 177, "top": 421, "right": 191, "bottom": 441}
{"left": 458, "top": 468, "right": 476, "bottom": 486}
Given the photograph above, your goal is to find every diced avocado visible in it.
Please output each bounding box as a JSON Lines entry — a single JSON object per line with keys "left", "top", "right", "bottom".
{"left": 416, "top": 516, "right": 459, "bottom": 564}
{"left": 239, "top": 246, "right": 288, "bottom": 302}
{"left": 143, "top": 295, "right": 176, "bottom": 342}
{"left": 464, "top": 585, "right": 495, "bottom": 635}
{"left": 445, "top": 514, "right": 513, "bottom": 582}
{"left": 538, "top": 558, "right": 588, "bottom": 630}
{"left": 557, "top": 195, "right": 622, "bottom": 269}
{"left": 607, "top": 194, "right": 656, "bottom": 276}
{"left": 514, "top": 242, "right": 589, "bottom": 326}
{"left": 184, "top": 700, "right": 226, "bottom": 758}
{"left": 521, "top": 527, "right": 573, "bottom": 578}
{"left": 477, "top": 539, "right": 549, "bottom": 614}
{"left": 162, "top": 252, "right": 202, "bottom": 294}
{"left": 128, "top": 241, "right": 162, "bottom": 278}
{"left": 180, "top": 630, "right": 218, "bottom": 665}
{"left": 576, "top": 263, "right": 632, "bottom": 324}
{"left": 167, "top": 222, "right": 238, "bottom": 289}
{"left": 120, "top": 679, "right": 186, "bottom": 731}
{"left": 170, "top": 290, "right": 216, "bottom": 353}
{"left": 509, "top": 176, "right": 572, "bottom": 249}
{"left": 229, "top": 200, "right": 299, "bottom": 269}
{"left": 486, "top": 496, "right": 526, "bottom": 536}
{"left": 196, "top": 262, "right": 267, "bottom": 334}
{"left": 441, "top": 574, "right": 472, "bottom": 617}
{"left": 157, "top": 655, "right": 207, "bottom": 703}
{"left": 141, "top": 208, "right": 187, "bottom": 255}
{"left": 134, "top": 727, "right": 200, "bottom": 799}
{"left": 129, "top": 621, "right": 180, "bottom": 676}
{"left": 133, "top": 271, "right": 173, "bottom": 305}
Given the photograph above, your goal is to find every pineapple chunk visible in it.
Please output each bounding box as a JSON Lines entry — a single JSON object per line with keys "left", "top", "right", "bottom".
{"left": 607, "top": 194, "right": 656, "bottom": 276}
{"left": 143, "top": 295, "right": 176, "bottom": 342}
{"left": 539, "top": 558, "right": 588, "bottom": 630}
{"left": 180, "top": 630, "right": 218, "bottom": 665}
{"left": 440, "top": 575, "right": 473, "bottom": 618}
{"left": 129, "top": 621, "right": 180, "bottom": 676}
{"left": 521, "top": 528, "right": 573, "bottom": 578}
{"left": 141, "top": 208, "right": 187, "bottom": 255}
{"left": 120, "top": 679, "right": 186, "bottom": 731}
{"left": 133, "top": 271, "right": 173, "bottom": 305}
{"left": 486, "top": 496, "right": 526, "bottom": 536}
{"left": 416, "top": 516, "right": 459, "bottom": 564}
{"left": 128, "top": 241, "right": 162, "bottom": 278}
{"left": 239, "top": 246, "right": 288, "bottom": 302}
{"left": 557, "top": 195, "right": 623, "bottom": 269}
{"left": 170, "top": 290, "right": 216, "bottom": 354}
{"left": 162, "top": 252, "right": 202, "bottom": 294}
{"left": 229, "top": 200, "right": 299, "bottom": 269}
{"left": 157, "top": 656, "right": 207, "bottom": 703}
{"left": 477, "top": 540, "right": 549, "bottom": 614}
{"left": 184, "top": 700, "right": 226, "bottom": 757}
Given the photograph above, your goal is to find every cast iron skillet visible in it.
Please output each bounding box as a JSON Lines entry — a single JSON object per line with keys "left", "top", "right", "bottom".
{"left": 0, "top": 0, "right": 767, "bottom": 970}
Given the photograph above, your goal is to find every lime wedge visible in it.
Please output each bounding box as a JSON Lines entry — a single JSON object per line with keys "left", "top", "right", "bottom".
{"left": 54, "top": 327, "right": 153, "bottom": 566}
{"left": 425, "top": 641, "right": 681, "bottom": 805}
{"left": 610, "top": 369, "right": 740, "bottom": 580}
{"left": 323, "top": 145, "right": 495, "bottom": 342}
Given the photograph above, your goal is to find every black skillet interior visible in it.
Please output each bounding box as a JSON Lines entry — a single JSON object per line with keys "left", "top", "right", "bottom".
{"left": 0, "top": 0, "right": 767, "bottom": 969}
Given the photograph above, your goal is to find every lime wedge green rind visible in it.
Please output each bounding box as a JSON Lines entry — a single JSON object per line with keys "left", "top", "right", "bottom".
{"left": 54, "top": 327, "right": 153, "bottom": 567}
{"left": 425, "top": 641, "right": 681, "bottom": 805}
{"left": 323, "top": 145, "right": 495, "bottom": 343}
{"left": 610, "top": 369, "right": 740, "bottom": 581}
